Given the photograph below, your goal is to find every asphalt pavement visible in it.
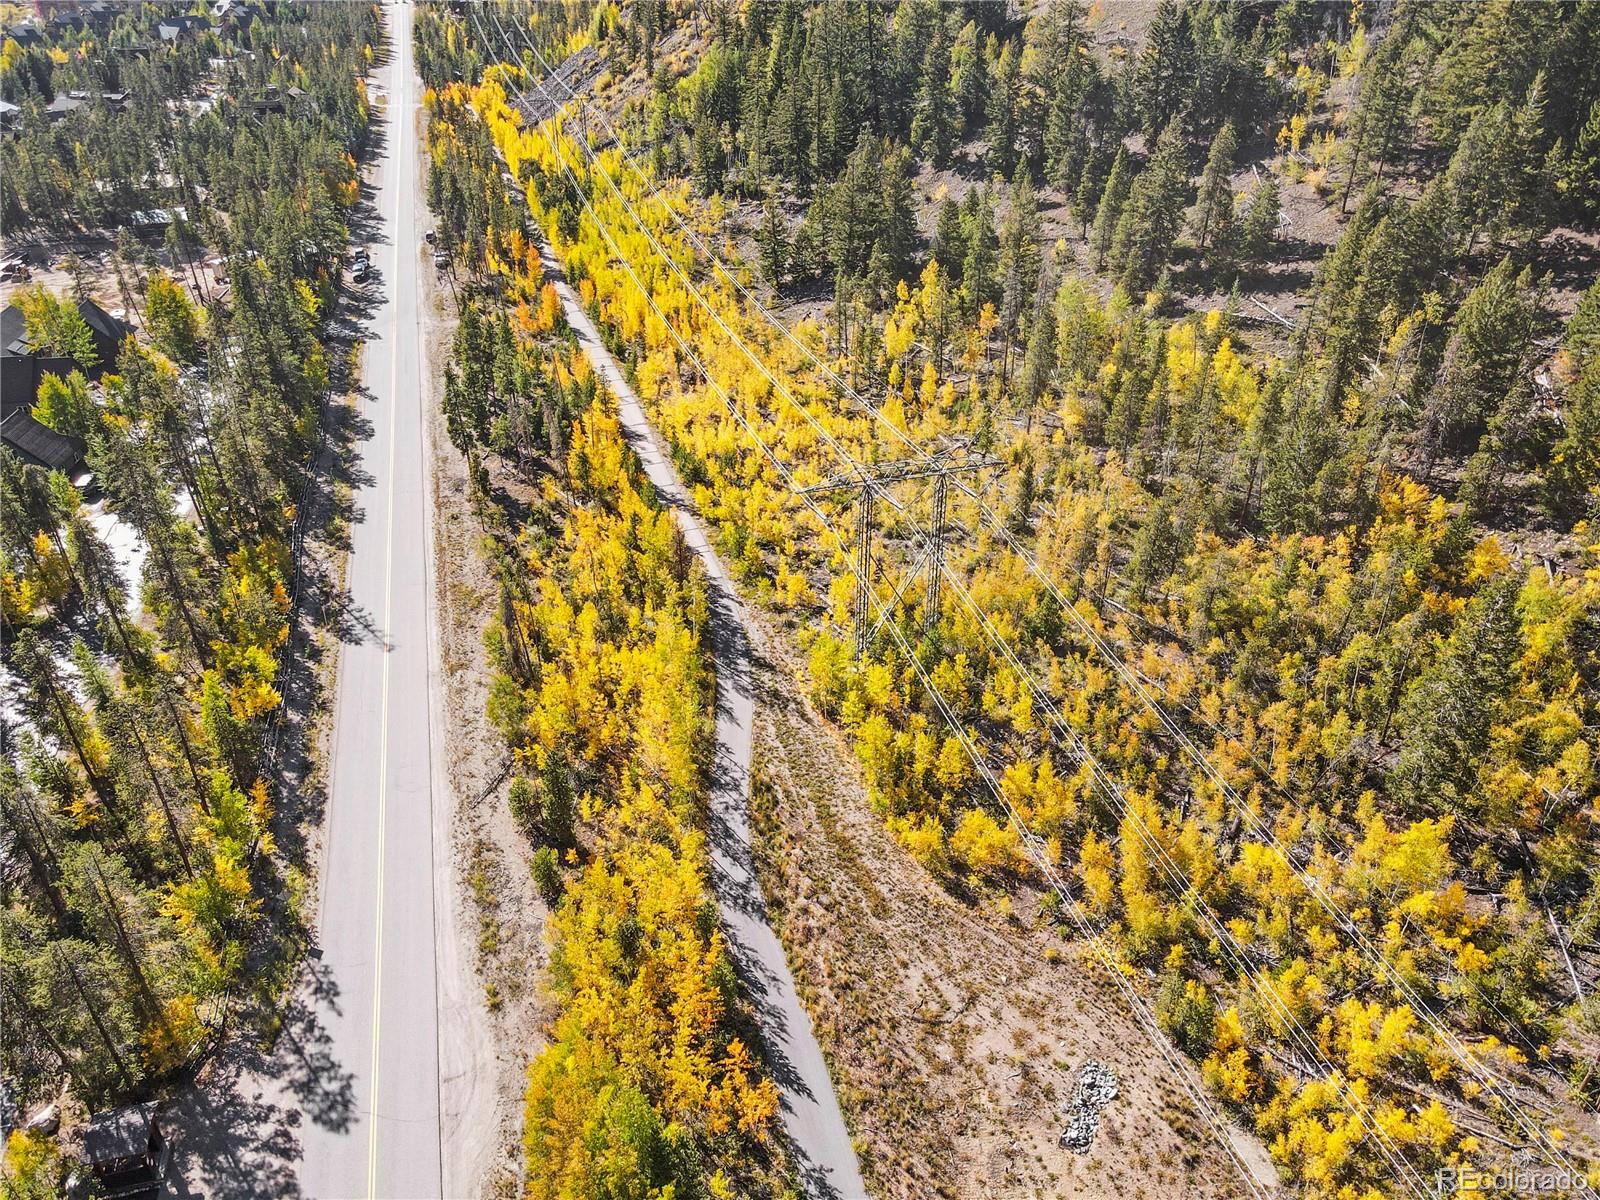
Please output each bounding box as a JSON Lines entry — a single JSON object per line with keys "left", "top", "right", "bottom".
{"left": 297, "top": 10, "right": 445, "bottom": 1197}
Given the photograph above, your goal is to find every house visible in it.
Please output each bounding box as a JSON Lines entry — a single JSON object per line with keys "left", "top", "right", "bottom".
{"left": 247, "top": 86, "right": 285, "bottom": 116}
{"left": 3, "top": 24, "right": 44, "bottom": 49}
{"left": 44, "top": 92, "right": 83, "bottom": 120}
{"left": 211, "top": 0, "right": 260, "bottom": 28}
{"left": 1, "top": 409, "right": 85, "bottom": 474}
{"left": 0, "top": 100, "right": 18, "bottom": 131}
{"left": 1, "top": 304, "right": 73, "bottom": 416}
{"left": 83, "top": 1103, "right": 171, "bottom": 1199}
{"left": 0, "top": 299, "right": 128, "bottom": 416}
{"left": 155, "top": 13, "right": 208, "bottom": 42}
{"left": 81, "top": 1, "right": 122, "bottom": 32}
{"left": 75, "top": 298, "right": 129, "bottom": 366}
{"left": 60, "top": 89, "right": 129, "bottom": 113}
{"left": 126, "top": 204, "right": 187, "bottom": 233}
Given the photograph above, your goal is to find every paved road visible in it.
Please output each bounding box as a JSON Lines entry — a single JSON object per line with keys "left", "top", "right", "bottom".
{"left": 536, "top": 241, "right": 870, "bottom": 1200}
{"left": 166, "top": 11, "right": 500, "bottom": 1196}
{"left": 297, "top": 10, "right": 449, "bottom": 1197}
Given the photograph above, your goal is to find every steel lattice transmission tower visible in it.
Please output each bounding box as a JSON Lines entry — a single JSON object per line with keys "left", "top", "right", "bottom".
{"left": 800, "top": 450, "right": 998, "bottom": 655}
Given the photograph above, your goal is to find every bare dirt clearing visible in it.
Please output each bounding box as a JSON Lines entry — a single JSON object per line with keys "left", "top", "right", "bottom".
{"left": 744, "top": 619, "right": 1278, "bottom": 1200}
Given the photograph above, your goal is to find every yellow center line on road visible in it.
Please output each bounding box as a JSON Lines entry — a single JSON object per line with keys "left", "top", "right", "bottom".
{"left": 367, "top": 21, "right": 407, "bottom": 1200}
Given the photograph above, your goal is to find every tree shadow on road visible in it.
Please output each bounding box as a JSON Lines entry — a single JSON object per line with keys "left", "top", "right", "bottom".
{"left": 165, "top": 956, "right": 357, "bottom": 1200}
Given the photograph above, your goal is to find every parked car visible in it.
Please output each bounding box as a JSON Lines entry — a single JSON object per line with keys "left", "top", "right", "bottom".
{"left": 350, "top": 249, "right": 370, "bottom": 282}
{"left": 432, "top": 249, "right": 449, "bottom": 270}
{"left": 0, "top": 259, "right": 31, "bottom": 282}
{"left": 424, "top": 228, "right": 436, "bottom": 245}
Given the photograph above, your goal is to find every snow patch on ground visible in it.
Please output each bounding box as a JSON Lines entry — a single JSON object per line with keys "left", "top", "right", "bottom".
{"left": 85, "top": 501, "right": 150, "bottom": 617}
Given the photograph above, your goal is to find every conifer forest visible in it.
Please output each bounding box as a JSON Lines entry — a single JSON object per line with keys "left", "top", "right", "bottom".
{"left": 3, "top": 3, "right": 1600, "bottom": 1199}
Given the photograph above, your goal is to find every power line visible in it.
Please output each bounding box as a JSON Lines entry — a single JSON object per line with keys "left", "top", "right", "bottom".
{"left": 465, "top": 13, "right": 1274, "bottom": 1194}
{"left": 472, "top": 12, "right": 1411, "bottom": 1186}
{"left": 470, "top": 12, "right": 1598, "bottom": 1194}
{"left": 494, "top": 27, "right": 1597, "bottom": 1191}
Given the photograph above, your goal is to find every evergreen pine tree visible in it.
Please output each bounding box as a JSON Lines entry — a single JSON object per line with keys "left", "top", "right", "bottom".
{"left": 1422, "top": 256, "right": 1538, "bottom": 456}
{"left": 1190, "top": 121, "right": 1239, "bottom": 254}
{"left": 1090, "top": 147, "right": 1132, "bottom": 270}
{"left": 758, "top": 199, "right": 788, "bottom": 288}
{"left": 1565, "top": 98, "right": 1600, "bottom": 220}
{"left": 910, "top": 12, "right": 956, "bottom": 165}
{"left": 950, "top": 20, "right": 986, "bottom": 136}
{"left": 1339, "top": 4, "right": 1424, "bottom": 213}
{"left": 1239, "top": 171, "right": 1281, "bottom": 265}
{"left": 691, "top": 100, "right": 724, "bottom": 196}
{"left": 1135, "top": 0, "right": 1198, "bottom": 139}
{"left": 1110, "top": 117, "right": 1190, "bottom": 294}
{"left": 932, "top": 198, "right": 967, "bottom": 284}
{"left": 1019, "top": 288, "right": 1058, "bottom": 423}
{"left": 541, "top": 752, "right": 577, "bottom": 848}
{"left": 875, "top": 145, "right": 917, "bottom": 289}
{"left": 1007, "top": 447, "right": 1036, "bottom": 533}
{"left": 997, "top": 166, "right": 1041, "bottom": 343}
{"left": 1391, "top": 573, "right": 1525, "bottom": 819}
{"left": 986, "top": 39, "right": 1022, "bottom": 177}
{"left": 960, "top": 186, "right": 1000, "bottom": 317}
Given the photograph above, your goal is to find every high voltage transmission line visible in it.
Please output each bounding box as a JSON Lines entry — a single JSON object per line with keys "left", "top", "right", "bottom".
{"left": 467, "top": 32, "right": 1278, "bottom": 1198}
{"left": 496, "top": 37, "right": 1600, "bottom": 1197}
{"left": 464, "top": 12, "right": 1280, "bottom": 1196}
{"left": 464, "top": 8, "right": 1598, "bottom": 1195}
{"left": 467, "top": 11, "right": 1511, "bottom": 1192}
{"left": 797, "top": 449, "right": 998, "bottom": 650}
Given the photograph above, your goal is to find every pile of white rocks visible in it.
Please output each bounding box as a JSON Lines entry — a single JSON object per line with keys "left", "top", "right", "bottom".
{"left": 1060, "top": 1060, "right": 1121, "bottom": 1153}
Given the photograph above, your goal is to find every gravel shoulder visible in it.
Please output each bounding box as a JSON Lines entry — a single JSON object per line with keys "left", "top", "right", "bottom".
{"left": 419, "top": 212, "right": 553, "bottom": 1200}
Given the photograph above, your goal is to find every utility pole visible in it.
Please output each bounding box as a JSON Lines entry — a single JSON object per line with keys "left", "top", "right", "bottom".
{"left": 800, "top": 450, "right": 997, "bottom": 655}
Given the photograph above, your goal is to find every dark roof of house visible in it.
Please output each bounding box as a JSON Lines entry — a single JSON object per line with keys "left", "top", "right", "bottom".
{"left": 76, "top": 298, "right": 126, "bottom": 344}
{"left": 1, "top": 301, "right": 126, "bottom": 371}
{"left": 4, "top": 25, "right": 44, "bottom": 47}
{"left": 2, "top": 410, "right": 86, "bottom": 473}
{"left": 156, "top": 14, "right": 208, "bottom": 38}
{"left": 46, "top": 93, "right": 84, "bottom": 117}
{"left": 83, "top": 1103, "right": 159, "bottom": 1168}
{"left": 1, "top": 305, "right": 26, "bottom": 358}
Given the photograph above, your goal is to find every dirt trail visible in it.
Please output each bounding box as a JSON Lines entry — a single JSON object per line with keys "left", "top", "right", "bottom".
{"left": 537, "top": 238, "right": 869, "bottom": 1199}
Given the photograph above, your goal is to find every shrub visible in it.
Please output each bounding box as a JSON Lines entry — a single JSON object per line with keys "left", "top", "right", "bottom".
{"left": 531, "top": 847, "right": 563, "bottom": 905}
